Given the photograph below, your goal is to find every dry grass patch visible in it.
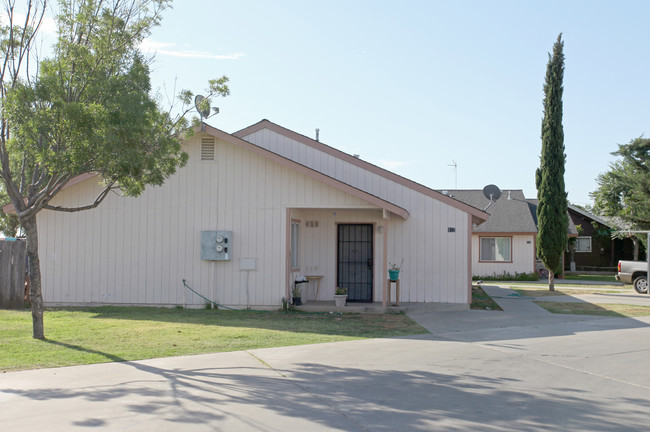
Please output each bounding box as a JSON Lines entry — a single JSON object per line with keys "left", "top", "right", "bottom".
{"left": 512, "top": 287, "right": 630, "bottom": 297}
{"left": 534, "top": 301, "right": 650, "bottom": 318}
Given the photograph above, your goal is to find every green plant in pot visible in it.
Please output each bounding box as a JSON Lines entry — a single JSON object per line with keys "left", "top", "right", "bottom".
{"left": 334, "top": 286, "right": 347, "bottom": 307}
{"left": 291, "top": 280, "right": 306, "bottom": 306}
{"left": 292, "top": 283, "right": 303, "bottom": 306}
{"left": 388, "top": 258, "right": 404, "bottom": 281}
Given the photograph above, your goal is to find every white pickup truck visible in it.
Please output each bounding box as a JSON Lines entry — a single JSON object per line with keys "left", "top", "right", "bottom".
{"left": 616, "top": 260, "right": 648, "bottom": 293}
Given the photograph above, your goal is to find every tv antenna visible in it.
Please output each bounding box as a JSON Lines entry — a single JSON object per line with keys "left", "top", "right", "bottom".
{"left": 482, "top": 184, "right": 501, "bottom": 211}
{"left": 448, "top": 160, "right": 457, "bottom": 188}
{"left": 194, "top": 95, "right": 220, "bottom": 131}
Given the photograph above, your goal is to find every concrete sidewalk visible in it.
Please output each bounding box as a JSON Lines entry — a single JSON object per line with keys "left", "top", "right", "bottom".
{"left": 2, "top": 286, "right": 650, "bottom": 431}
{"left": 484, "top": 282, "right": 650, "bottom": 306}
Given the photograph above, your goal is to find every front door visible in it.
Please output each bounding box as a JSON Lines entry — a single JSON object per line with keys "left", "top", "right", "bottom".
{"left": 337, "top": 224, "right": 373, "bottom": 302}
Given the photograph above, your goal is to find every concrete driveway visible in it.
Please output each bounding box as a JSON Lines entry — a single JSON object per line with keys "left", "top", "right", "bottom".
{"left": 2, "top": 284, "right": 650, "bottom": 431}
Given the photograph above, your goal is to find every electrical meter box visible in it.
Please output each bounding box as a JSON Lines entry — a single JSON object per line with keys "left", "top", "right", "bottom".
{"left": 201, "top": 230, "right": 233, "bottom": 261}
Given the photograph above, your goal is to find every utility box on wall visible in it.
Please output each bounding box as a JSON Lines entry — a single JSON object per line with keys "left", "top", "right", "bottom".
{"left": 201, "top": 230, "right": 233, "bottom": 261}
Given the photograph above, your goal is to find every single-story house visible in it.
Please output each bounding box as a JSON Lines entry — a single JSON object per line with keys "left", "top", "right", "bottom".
{"left": 14, "top": 120, "right": 489, "bottom": 309}
{"left": 564, "top": 204, "right": 639, "bottom": 271}
{"left": 442, "top": 189, "right": 577, "bottom": 277}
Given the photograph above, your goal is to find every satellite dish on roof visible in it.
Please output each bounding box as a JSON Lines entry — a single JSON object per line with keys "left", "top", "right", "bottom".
{"left": 482, "top": 184, "right": 501, "bottom": 211}
{"left": 194, "top": 95, "right": 211, "bottom": 119}
{"left": 483, "top": 184, "right": 502, "bottom": 202}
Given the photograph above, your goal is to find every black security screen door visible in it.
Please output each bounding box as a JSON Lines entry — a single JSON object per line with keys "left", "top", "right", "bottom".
{"left": 337, "top": 224, "right": 373, "bottom": 302}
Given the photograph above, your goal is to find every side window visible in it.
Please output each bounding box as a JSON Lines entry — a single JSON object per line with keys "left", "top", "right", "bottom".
{"left": 480, "top": 237, "right": 512, "bottom": 262}
{"left": 575, "top": 236, "right": 592, "bottom": 253}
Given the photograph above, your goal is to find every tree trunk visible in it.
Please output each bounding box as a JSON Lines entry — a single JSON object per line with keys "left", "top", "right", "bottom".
{"left": 22, "top": 216, "right": 44, "bottom": 339}
{"left": 548, "top": 270, "right": 555, "bottom": 291}
{"left": 633, "top": 238, "right": 639, "bottom": 261}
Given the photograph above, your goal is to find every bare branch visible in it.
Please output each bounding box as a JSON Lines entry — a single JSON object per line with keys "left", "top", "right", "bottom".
{"left": 42, "top": 181, "right": 115, "bottom": 212}
{"left": 26, "top": 172, "right": 69, "bottom": 209}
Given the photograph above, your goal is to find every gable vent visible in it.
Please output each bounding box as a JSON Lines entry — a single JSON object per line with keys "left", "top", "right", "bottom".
{"left": 201, "top": 137, "right": 216, "bottom": 162}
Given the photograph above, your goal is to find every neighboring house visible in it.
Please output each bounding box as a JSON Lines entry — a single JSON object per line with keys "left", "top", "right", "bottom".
{"left": 564, "top": 204, "right": 638, "bottom": 271}
{"left": 443, "top": 190, "right": 577, "bottom": 277}
{"left": 9, "top": 120, "right": 488, "bottom": 309}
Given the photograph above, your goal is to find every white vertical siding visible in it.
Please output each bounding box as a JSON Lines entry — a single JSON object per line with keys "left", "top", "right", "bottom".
{"left": 39, "top": 134, "right": 377, "bottom": 307}
{"left": 242, "top": 128, "right": 472, "bottom": 302}
{"left": 37, "top": 128, "right": 473, "bottom": 307}
{"left": 472, "top": 234, "right": 536, "bottom": 277}
{"left": 242, "top": 129, "right": 424, "bottom": 209}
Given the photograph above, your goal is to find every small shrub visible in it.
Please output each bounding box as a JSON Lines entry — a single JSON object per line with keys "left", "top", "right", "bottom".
{"left": 472, "top": 271, "right": 540, "bottom": 282}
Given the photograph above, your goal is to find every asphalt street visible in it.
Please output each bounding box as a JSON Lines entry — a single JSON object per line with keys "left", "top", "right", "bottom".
{"left": 2, "top": 284, "right": 650, "bottom": 431}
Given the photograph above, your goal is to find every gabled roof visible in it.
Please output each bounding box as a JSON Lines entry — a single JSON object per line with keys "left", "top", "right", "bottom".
{"left": 442, "top": 190, "right": 538, "bottom": 233}
{"left": 3, "top": 125, "right": 410, "bottom": 219}
{"left": 567, "top": 204, "right": 612, "bottom": 228}
{"left": 234, "top": 119, "right": 489, "bottom": 225}
{"left": 201, "top": 123, "right": 411, "bottom": 219}
{"left": 444, "top": 189, "right": 578, "bottom": 236}
{"left": 5, "top": 120, "right": 492, "bottom": 225}
{"left": 526, "top": 199, "right": 579, "bottom": 236}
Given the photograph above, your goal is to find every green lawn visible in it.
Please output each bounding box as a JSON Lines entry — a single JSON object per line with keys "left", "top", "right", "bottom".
{"left": 563, "top": 274, "right": 618, "bottom": 283}
{"left": 511, "top": 287, "right": 631, "bottom": 297}
{"left": 470, "top": 285, "right": 503, "bottom": 311}
{"left": 534, "top": 301, "right": 650, "bottom": 318}
{"left": 0, "top": 307, "right": 427, "bottom": 372}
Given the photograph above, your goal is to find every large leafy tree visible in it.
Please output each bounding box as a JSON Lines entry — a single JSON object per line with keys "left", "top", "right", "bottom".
{"left": 591, "top": 137, "right": 650, "bottom": 258}
{"left": 0, "top": 188, "right": 19, "bottom": 235}
{"left": 536, "top": 33, "right": 568, "bottom": 291}
{"left": 0, "top": 0, "right": 228, "bottom": 339}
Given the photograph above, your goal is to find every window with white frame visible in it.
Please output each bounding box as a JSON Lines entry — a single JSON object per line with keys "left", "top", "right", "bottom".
{"left": 480, "top": 237, "right": 512, "bottom": 262}
{"left": 291, "top": 220, "right": 300, "bottom": 269}
{"left": 575, "top": 236, "right": 592, "bottom": 253}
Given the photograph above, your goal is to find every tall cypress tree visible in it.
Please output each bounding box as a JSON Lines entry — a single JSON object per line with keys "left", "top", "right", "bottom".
{"left": 536, "top": 33, "right": 568, "bottom": 291}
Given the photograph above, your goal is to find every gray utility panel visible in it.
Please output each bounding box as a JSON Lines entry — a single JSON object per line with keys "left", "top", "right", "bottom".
{"left": 201, "top": 231, "right": 233, "bottom": 261}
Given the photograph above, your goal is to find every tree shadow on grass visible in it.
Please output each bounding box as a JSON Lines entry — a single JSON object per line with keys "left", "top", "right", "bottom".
{"left": 43, "top": 339, "right": 127, "bottom": 363}
{"left": 50, "top": 306, "right": 426, "bottom": 339}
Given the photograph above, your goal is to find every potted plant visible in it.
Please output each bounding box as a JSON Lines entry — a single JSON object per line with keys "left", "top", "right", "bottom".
{"left": 388, "top": 258, "right": 404, "bottom": 281}
{"left": 292, "top": 275, "right": 308, "bottom": 306}
{"left": 334, "top": 286, "right": 347, "bottom": 307}
{"left": 292, "top": 284, "right": 302, "bottom": 306}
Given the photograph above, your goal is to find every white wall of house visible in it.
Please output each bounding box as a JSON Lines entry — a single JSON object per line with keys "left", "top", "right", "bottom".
{"left": 242, "top": 128, "right": 418, "bottom": 208}
{"left": 36, "top": 129, "right": 472, "bottom": 307}
{"left": 242, "top": 126, "right": 473, "bottom": 303}
{"left": 471, "top": 234, "right": 536, "bottom": 277}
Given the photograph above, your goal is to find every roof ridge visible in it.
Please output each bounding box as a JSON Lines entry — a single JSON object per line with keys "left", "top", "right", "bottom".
{"left": 232, "top": 119, "right": 488, "bottom": 223}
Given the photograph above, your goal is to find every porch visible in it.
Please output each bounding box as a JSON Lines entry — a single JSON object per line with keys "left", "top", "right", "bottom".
{"left": 288, "top": 207, "right": 401, "bottom": 306}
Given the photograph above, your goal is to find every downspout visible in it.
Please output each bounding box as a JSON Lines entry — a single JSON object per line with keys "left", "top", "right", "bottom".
{"left": 468, "top": 216, "right": 473, "bottom": 304}
{"left": 285, "top": 208, "right": 291, "bottom": 302}
{"left": 382, "top": 210, "right": 389, "bottom": 307}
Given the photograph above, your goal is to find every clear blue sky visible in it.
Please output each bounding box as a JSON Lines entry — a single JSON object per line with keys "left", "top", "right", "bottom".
{"left": 143, "top": 0, "right": 650, "bottom": 207}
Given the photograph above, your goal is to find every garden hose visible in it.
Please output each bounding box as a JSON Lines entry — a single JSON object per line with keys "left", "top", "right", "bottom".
{"left": 182, "top": 279, "right": 244, "bottom": 311}
{"left": 181, "top": 279, "right": 342, "bottom": 316}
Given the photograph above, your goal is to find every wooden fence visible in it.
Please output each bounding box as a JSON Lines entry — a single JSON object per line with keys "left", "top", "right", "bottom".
{"left": 0, "top": 239, "right": 27, "bottom": 309}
